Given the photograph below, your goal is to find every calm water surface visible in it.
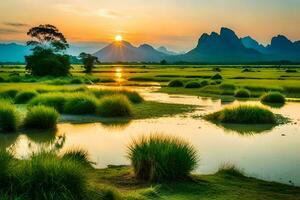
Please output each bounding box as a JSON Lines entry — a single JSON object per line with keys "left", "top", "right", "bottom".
{"left": 1, "top": 86, "right": 300, "bottom": 186}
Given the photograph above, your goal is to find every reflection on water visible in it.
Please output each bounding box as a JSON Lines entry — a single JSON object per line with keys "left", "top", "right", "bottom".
{"left": 1, "top": 87, "right": 300, "bottom": 186}
{"left": 213, "top": 123, "right": 276, "bottom": 135}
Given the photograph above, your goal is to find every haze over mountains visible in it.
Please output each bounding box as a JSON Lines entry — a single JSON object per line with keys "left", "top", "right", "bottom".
{"left": 1, "top": 27, "right": 300, "bottom": 63}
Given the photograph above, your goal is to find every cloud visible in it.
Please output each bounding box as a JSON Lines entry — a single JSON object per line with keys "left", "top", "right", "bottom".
{"left": 0, "top": 28, "right": 22, "bottom": 34}
{"left": 96, "top": 9, "right": 121, "bottom": 18}
{"left": 3, "top": 22, "right": 28, "bottom": 27}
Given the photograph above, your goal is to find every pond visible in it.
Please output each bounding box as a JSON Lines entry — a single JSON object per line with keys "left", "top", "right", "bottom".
{"left": 1, "top": 86, "right": 300, "bottom": 186}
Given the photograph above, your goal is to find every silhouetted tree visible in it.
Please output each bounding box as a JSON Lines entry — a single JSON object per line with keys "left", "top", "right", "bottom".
{"left": 25, "top": 24, "right": 71, "bottom": 76}
{"left": 79, "top": 52, "right": 99, "bottom": 73}
{"left": 160, "top": 59, "right": 167, "bottom": 65}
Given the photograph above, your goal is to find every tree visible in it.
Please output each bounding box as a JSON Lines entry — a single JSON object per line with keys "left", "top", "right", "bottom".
{"left": 160, "top": 59, "right": 167, "bottom": 65}
{"left": 25, "top": 24, "right": 71, "bottom": 76}
{"left": 79, "top": 52, "right": 99, "bottom": 73}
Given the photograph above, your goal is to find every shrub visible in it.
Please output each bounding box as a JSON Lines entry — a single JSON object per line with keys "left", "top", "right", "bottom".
{"left": 97, "top": 95, "right": 133, "bottom": 117}
{"left": 185, "top": 81, "right": 201, "bottom": 88}
{"left": 24, "top": 105, "right": 59, "bottom": 129}
{"left": 13, "top": 152, "right": 87, "bottom": 199}
{"left": 29, "top": 93, "right": 66, "bottom": 112}
{"left": 128, "top": 134, "right": 198, "bottom": 181}
{"left": 260, "top": 92, "right": 286, "bottom": 104}
{"left": 14, "top": 90, "right": 38, "bottom": 104}
{"left": 0, "top": 101, "right": 20, "bottom": 132}
{"left": 234, "top": 88, "right": 251, "bottom": 98}
{"left": 168, "top": 79, "right": 184, "bottom": 87}
{"left": 70, "top": 78, "right": 83, "bottom": 84}
{"left": 62, "top": 148, "right": 92, "bottom": 167}
{"left": 205, "top": 105, "right": 276, "bottom": 124}
{"left": 64, "top": 94, "right": 98, "bottom": 115}
{"left": 211, "top": 73, "right": 222, "bottom": 80}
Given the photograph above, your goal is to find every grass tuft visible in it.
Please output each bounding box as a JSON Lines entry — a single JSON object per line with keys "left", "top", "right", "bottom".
{"left": 64, "top": 94, "right": 98, "bottom": 115}
{"left": 91, "top": 89, "right": 143, "bottom": 103}
{"left": 97, "top": 95, "right": 133, "bottom": 117}
{"left": 29, "top": 93, "right": 67, "bottom": 112}
{"left": 24, "top": 105, "right": 59, "bottom": 129}
{"left": 185, "top": 81, "right": 201, "bottom": 88}
{"left": 217, "top": 164, "right": 244, "bottom": 177}
{"left": 128, "top": 134, "right": 198, "bottom": 181}
{"left": 205, "top": 105, "right": 276, "bottom": 124}
{"left": 168, "top": 79, "right": 184, "bottom": 87}
{"left": 62, "top": 148, "right": 93, "bottom": 167}
{"left": 14, "top": 90, "right": 38, "bottom": 104}
{"left": 0, "top": 100, "right": 20, "bottom": 132}
{"left": 260, "top": 92, "right": 286, "bottom": 104}
{"left": 211, "top": 73, "right": 222, "bottom": 80}
{"left": 234, "top": 88, "right": 251, "bottom": 98}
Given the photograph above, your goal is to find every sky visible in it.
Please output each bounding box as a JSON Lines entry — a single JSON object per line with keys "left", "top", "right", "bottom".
{"left": 0, "top": 0, "right": 300, "bottom": 52}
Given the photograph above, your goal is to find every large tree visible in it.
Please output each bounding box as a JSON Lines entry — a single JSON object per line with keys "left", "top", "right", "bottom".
{"left": 25, "top": 24, "right": 71, "bottom": 76}
{"left": 79, "top": 52, "right": 99, "bottom": 73}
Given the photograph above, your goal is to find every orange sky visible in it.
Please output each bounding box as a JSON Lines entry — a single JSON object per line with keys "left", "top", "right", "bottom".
{"left": 1, "top": 0, "right": 300, "bottom": 51}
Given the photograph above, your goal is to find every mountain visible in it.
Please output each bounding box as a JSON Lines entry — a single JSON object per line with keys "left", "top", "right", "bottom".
{"left": 157, "top": 46, "right": 180, "bottom": 55}
{"left": 0, "top": 43, "right": 31, "bottom": 63}
{"left": 93, "top": 41, "right": 167, "bottom": 62}
{"left": 241, "top": 36, "right": 267, "bottom": 54}
{"left": 171, "top": 27, "right": 262, "bottom": 63}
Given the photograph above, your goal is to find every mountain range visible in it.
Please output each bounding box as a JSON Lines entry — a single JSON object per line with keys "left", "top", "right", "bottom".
{"left": 1, "top": 27, "right": 300, "bottom": 63}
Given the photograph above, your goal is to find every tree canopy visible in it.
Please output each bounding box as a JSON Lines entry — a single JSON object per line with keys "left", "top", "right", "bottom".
{"left": 79, "top": 52, "right": 99, "bottom": 73}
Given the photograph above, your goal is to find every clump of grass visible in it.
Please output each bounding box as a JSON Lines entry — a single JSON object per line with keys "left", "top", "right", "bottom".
{"left": 261, "top": 92, "right": 286, "bottom": 104}
{"left": 97, "top": 186, "right": 122, "bottom": 200}
{"left": 217, "top": 164, "right": 244, "bottom": 177}
{"left": 205, "top": 105, "right": 276, "bottom": 124}
{"left": 185, "top": 81, "right": 201, "bottom": 88}
{"left": 285, "top": 69, "right": 297, "bottom": 73}
{"left": 29, "top": 93, "right": 66, "bottom": 112}
{"left": 168, "top": 79, "right": 184, "bottom": 87}
{"left": 234, "top": 88, "right": 251, "bottom": 98}
{"left": 200, "top": 80, "right": 209, "bottom": 87}
{"left": 97, "top": 95, "right": 133, "bottom": 117}
{"left": 128, "top": 134, "right": 198, "bottom": 181}
{"left": 13, "top": 151, "right": 87, "bottom": 199}
{"left": 62, "top": 148, "right": 92, "bottom": 167}
{"left": 0, "top": 148, "right": 13, "bottom": 189}
{"left": 219, "top": 83, "right": 236, "bottom": 90}
{"left": 0, "top": 100, "right": 20, "bottom": 132}
{"left": 0, "top": 89, "right": 19, "bottom": 99}
{"left": 70, "top": 78, "right": 84, "bottom": 84}
{"left": 211, "top": 73, "right": 222, "bottom": 80}
{"left": 24, "top": 105, "right": 59, "bottom": 129}
{"left": 64, "top": 94, "right": 98, "bottom": 115}
{"left": 91, "top": 89, "right": 143, "bottom": 103}
{"left": 14, "top": 90, "right": 38, "bottom": 104}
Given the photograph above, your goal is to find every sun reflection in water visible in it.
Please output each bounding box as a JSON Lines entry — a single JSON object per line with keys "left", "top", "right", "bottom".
{"left": 115, "top": 68, "right": 123, "bottom": 83}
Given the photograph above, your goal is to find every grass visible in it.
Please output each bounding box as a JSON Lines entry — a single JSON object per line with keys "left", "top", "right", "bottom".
{"left": 91, "top": 88, "right": 143, "bottom": 103}
{"left": 61, "top": 148, "right": 93, "bottom": 168}
{"left": 64, "top": 94, "right": 98, "bottom": 115}
{"left": 29, "top": 93, "right": 67, "bottom": 112}
{"left": 205, "top": 105, "right": 276, "bottom": 124}
{"left": 127, "top": 134, "right": 198, "bottom": 181}
{"left": 0, "top": 100, "right": 20, "bottom": 132}
{"left": 185, "top": 81, "right": 201, "bottom": 88}
{"left": 97, "top": 95, "right": 133, "bottom": 117}
{"left": 261, "top": 92, "right": 286, "bottom": 104}
{"left": 0, "top": 89, "right": 19, "bottom": 99}
{"left": 168, "top": 79, "right": 184, "bottom": 87}
{"left": 24, "top": 105, "right": 59, "bottom": 129}
{"left": 234, "top": 88, "right": 251, "bottom": 98}
{"left": 14, "top": 90, "right": 38, "bottom": 104}
{"left": 211, "top": 73, "right": 222, "bottom": 80}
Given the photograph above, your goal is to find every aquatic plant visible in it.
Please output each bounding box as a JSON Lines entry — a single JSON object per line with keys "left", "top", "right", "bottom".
{"left": 128, "top": 134, "right": 198, "bottom": 181}
{"left": 24, "top": 105, "right": 59, "bottom": 129}
{"left": 14, "top": 90, "right": 38, "bottom": 104}
{"left": 260, "top": 92, "right": 285, "bottom": 104}
{"left": 234, "top": 88, "right": 251, "bottom": 98}
{"left": 185, "top": 81, "right": 201, "bottom": 88}
{"left": 64, "top": 94, "right": 98, "bottom": 115}
{"left": 205, "top": 105, "right": 276, "bottom": 124}
{"left": 168, "top": 79, "right": 184, "bottom": 87}
{"left": 0, "top": 100, "right": 20, "bottom": 132}
{"left": 97, "top": 95, "right": 133, "bottom": 117}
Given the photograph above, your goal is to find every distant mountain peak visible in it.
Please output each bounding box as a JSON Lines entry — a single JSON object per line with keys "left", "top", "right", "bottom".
{"left": 138, "top": 44, "right": 155, "bottom": 50}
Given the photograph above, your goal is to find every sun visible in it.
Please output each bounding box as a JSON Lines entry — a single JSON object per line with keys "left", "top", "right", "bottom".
{"left": 114, "top": 35, "right": 123, "bottom": 42}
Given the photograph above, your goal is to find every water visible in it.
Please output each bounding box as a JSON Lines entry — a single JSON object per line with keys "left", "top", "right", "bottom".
{"left": 1, "top": 86, "right": 300, "bottom": 186}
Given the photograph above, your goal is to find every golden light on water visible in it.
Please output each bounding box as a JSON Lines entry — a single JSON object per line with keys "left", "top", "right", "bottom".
{"left": 115, "top": 68, "right": 123, "bottom": 83}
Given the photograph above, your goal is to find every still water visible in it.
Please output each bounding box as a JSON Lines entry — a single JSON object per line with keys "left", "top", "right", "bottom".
{"left": 1, "top": 86, "right": 300, "bottom": 186}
